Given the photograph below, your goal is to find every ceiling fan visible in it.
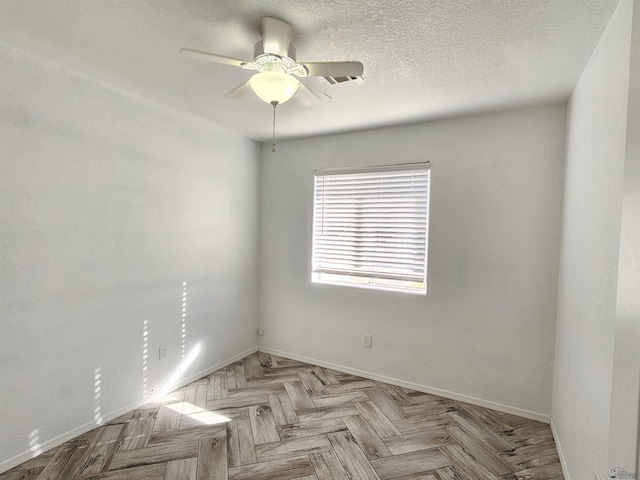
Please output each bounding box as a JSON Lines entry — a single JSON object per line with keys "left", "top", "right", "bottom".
{"left": 180, "top": 16, "right": 364, "bottom": 109}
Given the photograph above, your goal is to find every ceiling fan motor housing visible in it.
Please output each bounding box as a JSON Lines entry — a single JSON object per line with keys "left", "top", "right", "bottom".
{"left": 254, "top": 40, "right": 295, "bottom": 61}
{"left": 245, "top": 41, "right": 308, "bottom": 77}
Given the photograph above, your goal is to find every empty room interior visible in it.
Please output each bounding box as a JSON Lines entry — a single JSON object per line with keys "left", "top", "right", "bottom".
{"left": 1, "top": 1, "right": 639, "bottom": 479}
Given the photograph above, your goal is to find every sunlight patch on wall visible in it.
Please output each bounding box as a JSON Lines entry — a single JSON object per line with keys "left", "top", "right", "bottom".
{"left": 93, "top": 367, "right": 103, "bottom": 425}
{"left": 181, "top": 282, "right": 187, "bottom": 359}
{"left": 28, "top": 429, "right": 42, "bottom": 456}
{"left": 155, "top": 343, "right": 202, "bottom": 400}
{"left": 142, "top": 319, "right": 149, "bottom": 398}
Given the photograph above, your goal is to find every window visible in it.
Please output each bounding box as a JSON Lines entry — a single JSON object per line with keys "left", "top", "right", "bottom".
{"left": 312, "top": 163, "right": 430, "bottom": 294}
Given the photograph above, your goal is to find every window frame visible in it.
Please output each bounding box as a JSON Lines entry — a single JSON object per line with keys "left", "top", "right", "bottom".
{"left": 311, "top": 162, "right": 431, "bottom": 295}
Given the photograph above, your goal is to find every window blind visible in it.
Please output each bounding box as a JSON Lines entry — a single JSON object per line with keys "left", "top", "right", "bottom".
{"left": 312, "top": 163, "right": 430, "bottom": 294}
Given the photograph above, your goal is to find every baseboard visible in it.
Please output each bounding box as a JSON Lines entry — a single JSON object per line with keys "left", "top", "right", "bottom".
{"left": 0, "top": 345, "right": 258, "bottom": 475}
{"left": 259, "top": 346, "right": 551, "bottom": 424}
{"left": 550, "top": 417, "right": 571, "bottom": 480}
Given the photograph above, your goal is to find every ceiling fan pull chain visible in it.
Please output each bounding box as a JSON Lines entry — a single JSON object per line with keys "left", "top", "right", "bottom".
{"left": 271, "top": 100, "right": 278, "bottom": 152}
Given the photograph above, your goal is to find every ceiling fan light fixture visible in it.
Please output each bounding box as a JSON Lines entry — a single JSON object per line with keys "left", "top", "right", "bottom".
{"left": 249, "top": 71, "right": 299, "bottom": 104}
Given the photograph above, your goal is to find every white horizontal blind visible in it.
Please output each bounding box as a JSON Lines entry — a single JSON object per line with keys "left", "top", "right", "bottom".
{"left": 312, "top": 163, "right": 430, "bottom": 294}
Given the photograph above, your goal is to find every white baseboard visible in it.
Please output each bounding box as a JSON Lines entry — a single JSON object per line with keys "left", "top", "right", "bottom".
{"left": 259, "top": 346, "right": 551, "bottom": 424}
{"left": 550, "top": 417, "right": 571, "bottom": 480}
{"left": 0, "top": 346, "right": 258, "bottom": 475}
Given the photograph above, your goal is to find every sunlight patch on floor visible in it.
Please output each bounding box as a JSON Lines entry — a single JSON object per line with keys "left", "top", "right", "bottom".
{"left": 165, "top": 402, "right": 231, "bottom": 426}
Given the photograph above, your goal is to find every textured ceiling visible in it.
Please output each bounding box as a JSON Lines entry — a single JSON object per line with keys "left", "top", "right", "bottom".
{"left": 0, "top": 0, "right": 621, "bottom": 141}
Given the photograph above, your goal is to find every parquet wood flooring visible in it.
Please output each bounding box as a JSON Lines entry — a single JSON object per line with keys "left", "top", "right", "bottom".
{"left": 1, "top": 352, "right": 564, "bottom": 480}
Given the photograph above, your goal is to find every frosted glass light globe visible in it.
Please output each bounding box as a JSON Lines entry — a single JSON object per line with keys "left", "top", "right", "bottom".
{"left": 249, "top": 71, "right": 299, "bottom": 104}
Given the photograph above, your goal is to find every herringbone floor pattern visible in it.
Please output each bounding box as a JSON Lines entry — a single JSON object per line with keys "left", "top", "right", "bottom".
{"left": 1, "top": 352, "right": 564, "bottom": 480}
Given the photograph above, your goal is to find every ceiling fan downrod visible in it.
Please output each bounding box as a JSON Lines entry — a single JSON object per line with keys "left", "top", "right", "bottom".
{"left": 271, "top": 100, "right": 278, "bottom": 153}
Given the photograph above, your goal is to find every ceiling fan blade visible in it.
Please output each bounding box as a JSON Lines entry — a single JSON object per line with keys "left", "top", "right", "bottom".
{"left": 261, "top": 17, "right": 292, "bottom": 57}
{"left": 180, "top": 48, "right": 248, "bottom": 68}
{"left": 294, "top": 82, "right": 331, "bottom": 108}
{"left": 224, "top": 80, "right": 253, "bottom": 99}
{"left": 302, "top": 61, "right": 364, "bottom": 78}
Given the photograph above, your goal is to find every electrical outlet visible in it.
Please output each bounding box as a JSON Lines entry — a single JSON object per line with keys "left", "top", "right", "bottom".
{"left": 159, "top": 345, "right": 167, "bottom": 360}
{"left": 364, "top": 335, "right": 372, "bottom": 348}
{"left": 258, "top": 328, "right": 265, "bottom": 336}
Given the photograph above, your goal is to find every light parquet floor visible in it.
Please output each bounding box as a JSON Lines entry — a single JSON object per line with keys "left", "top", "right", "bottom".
{"left": 1, "top": 352, "right": 564, "bottom": 480}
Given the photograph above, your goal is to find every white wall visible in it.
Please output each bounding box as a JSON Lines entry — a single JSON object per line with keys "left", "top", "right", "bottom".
{"left": 551, "top": 0, "right": 633, "bottom": 478}
{"left": 259, "top": 104, "right": 566, "bottom": 417}
{"left": 609, "top": 0, "right": 640, "bottom": 473}
{"left": 0, "top": 41, "right": 260, "bottom": 470}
